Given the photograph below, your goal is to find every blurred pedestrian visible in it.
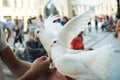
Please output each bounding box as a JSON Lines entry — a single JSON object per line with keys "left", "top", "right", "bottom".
{"left": 94, "top": 16, "right": 98, "bottom": 32}
{"left": 0, "top": 20, "right": 11, "bottom": 42}
{"left": 25, "top": 18, "right": 33, "bottom": 34}
{"left": 71, "top": 31, "right": 93, "bottom": 51}
{"left": 116, "top": 19, "right": 120, "bottom": 43}
{"left": 37, "top": 15, "right": 45, "bottom": 29}
{"left": 13, "top": 19, "right": 24, "bottom": 52}
{"left": 60, "top": 16, "right": 69, "bottom": 26}
{"left": 88, "top": 18, "right": 92, "bottom": 32}
{"left": 107, "top": 16, "right": 114, "bottom": 32}
{"left": 101, "top": 15, "right": 109, "bottom": 31}
{"left": 19, "top": 19, "right": 24, "bottom": 41}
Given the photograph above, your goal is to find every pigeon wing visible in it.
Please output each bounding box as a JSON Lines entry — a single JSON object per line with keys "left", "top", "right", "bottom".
{"left": 57, "top": 10, "right": 93, "bottom": 49}
{"left": 44, "top": 14, "right": 63, "bottom": 33}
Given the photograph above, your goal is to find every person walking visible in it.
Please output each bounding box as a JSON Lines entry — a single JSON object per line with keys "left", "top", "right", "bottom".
{"left": 116, "top": 19, "right": 120, "bottom": 43}
{"left": 101, "top": 15, "right": 109, "bottom": 31}
{"left": 88, "top": 18, "right": 92, "bottom": 32}
{"left": 37, "top": 15, "right": 45, "bottom": 29}
{"left": 13, "top": 19, "right": 24, "bottom": 52}
{"left": 0, "top": 20, "right": 12, "bottom": 42}
{"left": 94, "top": 16, "right": 98, "bottom": 32}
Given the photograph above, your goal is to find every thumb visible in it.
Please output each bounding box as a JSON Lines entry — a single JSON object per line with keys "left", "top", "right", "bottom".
{"left": 40, "top": 56, "right": 47, "bottom": 61}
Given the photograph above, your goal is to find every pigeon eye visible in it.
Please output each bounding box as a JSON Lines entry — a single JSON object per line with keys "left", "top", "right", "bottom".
{"left": 54, "top": 41, "right": 56, "bottom": 43}
{"left": 37, "top": 31, "right": 39, "bottom": 33}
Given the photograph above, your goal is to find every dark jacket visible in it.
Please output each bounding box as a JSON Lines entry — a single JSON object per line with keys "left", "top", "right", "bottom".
{"left": 23, "top": 39, "right": 47, "bottom": 59}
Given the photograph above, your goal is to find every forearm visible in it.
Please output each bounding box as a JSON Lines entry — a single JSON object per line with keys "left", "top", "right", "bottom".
{"left": 19, "top": 62, "right": 49, "bottom": 80}
{"left": 0, "top": 46, "right": 31, "bottom": 77}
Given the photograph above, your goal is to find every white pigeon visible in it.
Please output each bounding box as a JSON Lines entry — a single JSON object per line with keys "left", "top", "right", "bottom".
{"left": 50, "top": 38, "right": 114, "bottom": 80}
{"left": 35, "top": 9, "right": 93, "bottom": 55}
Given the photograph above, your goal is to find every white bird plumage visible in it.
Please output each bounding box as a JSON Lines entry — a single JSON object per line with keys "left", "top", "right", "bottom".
{"left": 35, "top": 9, "right": 92, "bottom": 55}
{"left": 34, "top": 3, "right": 113, "bottom": 80}
{"left": 44, "top": 14, "right": 63, "bottom": 33}
{"left": 35, "top": 10, "right": 93, "bottom": 69}
{"left": 50, "top": 38, "right": 113, "bottom": 80}
{"left": 35, "top": 3, "right": 108, "bottom": 56}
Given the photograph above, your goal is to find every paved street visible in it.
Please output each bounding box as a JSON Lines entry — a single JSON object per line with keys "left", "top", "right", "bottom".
{"left": 3, "top": 27, "right": 120, "bottom": 80}
{"left": 84, "top": 29, "right": 120, "bottom": 80}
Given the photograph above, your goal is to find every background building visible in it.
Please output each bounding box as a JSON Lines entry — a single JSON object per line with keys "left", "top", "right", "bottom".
{"left": 0, "top": 0, "right": 117, "bottom": 30}
{"left": 72, "top": 0, "right": 117, "bottom": 16}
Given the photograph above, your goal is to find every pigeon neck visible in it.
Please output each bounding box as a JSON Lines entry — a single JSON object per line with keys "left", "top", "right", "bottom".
{"left": 51, "top": 45, "right": 65, "bottom": 60}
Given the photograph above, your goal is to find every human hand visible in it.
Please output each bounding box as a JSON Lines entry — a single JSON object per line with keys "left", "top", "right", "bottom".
{"left": 28, "top": 56, "right": 73, "bottom": 80}
{"left": 31, "top": 56, "right": 51, "bottom": 75}
{"left": 0, "top": 27, "right": 8, "bottom": 51}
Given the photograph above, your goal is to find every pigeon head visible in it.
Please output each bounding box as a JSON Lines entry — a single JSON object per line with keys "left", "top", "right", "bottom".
{"left": 51, "top": 39, "right": 59, "bottom": 47}
{"left": 34, "top": 28, "right": 42, "bottom": 37}
{"left": 51, "top": 38, "right": 64, "bottom": 48}
{"left": 35, "top": 28, "right": 55, "bottom": 57}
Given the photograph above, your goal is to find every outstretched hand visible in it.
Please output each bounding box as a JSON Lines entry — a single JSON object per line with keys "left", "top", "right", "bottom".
{"left": 29, "top": 56, "right": 74, "bottom": 80}
{"left": 32, "top": 56, "right": 51, "bottom": 75}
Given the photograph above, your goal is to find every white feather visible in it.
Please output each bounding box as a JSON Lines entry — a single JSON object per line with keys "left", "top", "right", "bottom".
{"left": 51, "top": 39, "right": 114, "bottom": 80}
{"left": 35, "top": 28, "right": 55, "bottom": 57}
{"left": 44, "top": 14, "right": 63, "bottom": 33}
{"left": 35, "top": 3, "right": 103, "bottom": 53}
{"left": 57, "top": 10, "right": 93, "bottom": 48}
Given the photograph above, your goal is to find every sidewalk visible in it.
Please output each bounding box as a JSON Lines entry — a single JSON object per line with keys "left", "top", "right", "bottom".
{"left": 83, "top": 28, "right": 110, "bottom": 48}
{"left": 90, "top": 32, "right": 120, "bottom": 80}
{"left": 84, "top": 29, "right": 120, "bottom": 80}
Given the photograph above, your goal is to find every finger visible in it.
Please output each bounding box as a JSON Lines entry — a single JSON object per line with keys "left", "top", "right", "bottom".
{"left": 41, "top": 56, "right": 47, "bottom": 61}
{"left": 45, "top": 57, "right": 51, "bottom": 63}
{"left": 36, "top": 56, "right": 47, "bottom": 61}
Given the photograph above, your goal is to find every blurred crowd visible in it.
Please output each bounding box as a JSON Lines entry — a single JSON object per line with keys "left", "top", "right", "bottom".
{"left": 1, "top": 14, "right": 119, "bottom": 63}
{"left": 0, "top": 14, "right": 70, "bottom": 63}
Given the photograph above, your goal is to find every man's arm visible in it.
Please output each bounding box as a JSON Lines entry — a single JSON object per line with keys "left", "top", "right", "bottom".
{"left": 0, "top": 46, "right": 31, "bottom": 77}
{"left": 0, "top": 27, "right": 31, "bottom": 77}
{"left": 0, "top": 47, "right": 52, "bottom": 80}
